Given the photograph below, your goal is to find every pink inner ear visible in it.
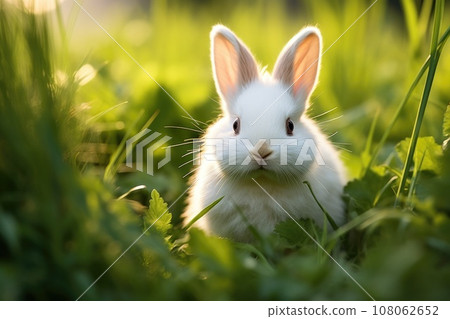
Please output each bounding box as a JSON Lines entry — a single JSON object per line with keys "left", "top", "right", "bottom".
{"left": 292, "top": 34, "right": 320, "bottom": 99}
{"left": 214, "top": 34, "right": 240, "bottom": 100}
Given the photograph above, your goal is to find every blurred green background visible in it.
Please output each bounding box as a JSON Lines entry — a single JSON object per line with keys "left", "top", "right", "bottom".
{"left": 1, "top": 0, "right": 450, "bottom": 300}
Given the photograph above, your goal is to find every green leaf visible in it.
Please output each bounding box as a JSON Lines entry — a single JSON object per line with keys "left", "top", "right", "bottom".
{"left": 188, "top": 228, "right": 236, "bottom": 271}
{"left": 420, "top": 148, "right": 450, "bottom": 211}
{"left": 144, "top": 189, "right": 172, "bottom": 235}
{"left": 345, "top": 170, "right": 393, "bottom": 215}
{"left": 274, "top": 218, "right": 319, "bottom": 246}
{"left": 396, "top": 136, "right": 443, "bottom": 173}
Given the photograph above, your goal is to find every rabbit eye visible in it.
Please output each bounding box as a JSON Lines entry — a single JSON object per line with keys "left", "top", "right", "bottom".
{"left": 233, "top": 118, "right": 240, "bottom": 134}
{"left": 286, "top": 118, "right": 294, "bottom": 135}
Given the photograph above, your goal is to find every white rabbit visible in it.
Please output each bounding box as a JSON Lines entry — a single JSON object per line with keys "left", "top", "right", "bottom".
{"left": 183, "top": 25, "right": 346, "bottom": 242}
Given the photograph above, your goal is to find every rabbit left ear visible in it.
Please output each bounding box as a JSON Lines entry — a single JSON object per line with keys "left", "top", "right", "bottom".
{"left": 273, "top": 27, "right": 322, "bottom": 106}
{"left": 211, "top": 25, "right": 259, "bottom": 111}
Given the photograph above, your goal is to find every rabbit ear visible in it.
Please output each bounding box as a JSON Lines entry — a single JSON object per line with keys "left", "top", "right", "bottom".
{"left": 273, "top": 27, "right": 322, "bottom": 106}
{"left": 211, "top": 25, "right": 258, "bottom": 110}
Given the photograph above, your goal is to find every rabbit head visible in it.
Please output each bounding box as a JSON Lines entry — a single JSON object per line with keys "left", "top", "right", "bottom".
{"left": 205, "top": 24, "right": 326, "bottom": 184}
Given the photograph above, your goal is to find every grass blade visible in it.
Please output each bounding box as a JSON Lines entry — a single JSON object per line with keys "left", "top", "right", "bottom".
{"left": 401, "top": 0, "right": 419, "bottom": 52}
{"left": 395, "top": 0, "right": 445, "bottom": 205}
{"left": 103, "top": 110, "right": 159, "bottom": 181}
{"left": 368, "top": 27, "right": 449, "bottom": 171}
{"left": 303, "top": 181, "right": 338, "bottom": 231}
{"left": 184, "top": 197, "right": 223, "bottom": 230}
{"left": 362, "top": 107, "right": 380, "bottom": 175}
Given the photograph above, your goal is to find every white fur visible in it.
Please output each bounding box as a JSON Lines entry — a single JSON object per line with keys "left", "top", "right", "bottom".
{"left": 183, "top": 25, "right": 346, "bottom": 241}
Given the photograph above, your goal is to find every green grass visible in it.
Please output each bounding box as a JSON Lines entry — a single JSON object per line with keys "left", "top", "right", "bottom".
{"left": 1, "top": 0, "right": 450, "bottom": 300}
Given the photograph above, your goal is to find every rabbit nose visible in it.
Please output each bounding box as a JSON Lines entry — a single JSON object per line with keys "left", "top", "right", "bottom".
{"left": 257, "top": 143, "right": 273, "bottom": 159}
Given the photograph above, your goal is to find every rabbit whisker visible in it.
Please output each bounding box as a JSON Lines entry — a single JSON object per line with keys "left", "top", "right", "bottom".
{"left": 327, "top": 131, "right": 339, "bottom": 138}
{"left": 309, "top": 90, "right": 324, "bottom": 104}
{"left": 316, "top": 115, "right": 343, "bottom": 126}
{"left": 182, "top": 149, "right": 200, "bottom": 158}
{"left": 165, "top": 125, "right": 203, "bottom": 133}
{"left": 191, "top": 122, "right": 204, "bottom": 132}
{"left": 183, "top": 167, "right": 200, "bottom": 179}
{"left": 164, "top": 140, "right": 195, "bottom": 149}
{"left": 333, "top": 145, "right": 352, "bottom": 153}
{"left": 310, "top": 106, "right": 338, "bottom": 120}
{"left": 332, "top": 142, "right": 352, "bottom": 145}
{"left": 178, "top": 158, "right": 196, "bottom": 169}
{"left": 209, "top": 97, "right": 221, "bottom": 105}
{"left": 181, "top": 115, "right": 208, "bottom": 126}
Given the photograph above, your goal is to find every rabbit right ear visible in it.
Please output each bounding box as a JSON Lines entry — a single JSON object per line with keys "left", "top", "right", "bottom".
{"left": 211, "top": 25, "right": 258, "bottom": 112}
{"left": 273, "top": 27, "right": 322, "bottom": 107}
